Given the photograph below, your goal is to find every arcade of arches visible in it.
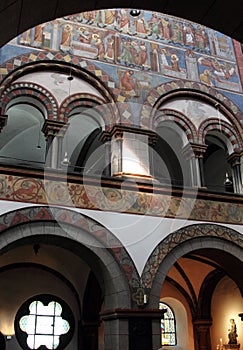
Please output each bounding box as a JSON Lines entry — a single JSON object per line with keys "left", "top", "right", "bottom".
{"left": 0, "top": 5, "right": 242, "bottom": 350}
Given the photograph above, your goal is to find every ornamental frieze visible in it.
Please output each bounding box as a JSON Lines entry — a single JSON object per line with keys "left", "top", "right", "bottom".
{"left": 0, "top": 173, "right": 242, "bottom": 224}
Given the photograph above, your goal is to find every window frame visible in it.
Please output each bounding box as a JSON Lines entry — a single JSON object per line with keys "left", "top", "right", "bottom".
{"left": 15, "top": 294, "right": 74, "bottom": 350}
{"left": 159, "top": 301, "right": 177, "bottom": 346}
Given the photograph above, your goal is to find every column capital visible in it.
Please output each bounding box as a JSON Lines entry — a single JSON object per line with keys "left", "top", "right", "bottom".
{"left": 227, "top": 152, "right": 242, "bottom": 167}
{"left": 101, "top": 308, "right": 167, "bottom": 321}
{"left": 42, "top": 120, "right": 69, "bottom": 138}
{"left": 100, "top": 124, "right": 157, "bottom": 145}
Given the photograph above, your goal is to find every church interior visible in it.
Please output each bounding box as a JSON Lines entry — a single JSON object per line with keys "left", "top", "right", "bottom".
{"left": 0, "top": 2, "right": 242, "bottom": 350}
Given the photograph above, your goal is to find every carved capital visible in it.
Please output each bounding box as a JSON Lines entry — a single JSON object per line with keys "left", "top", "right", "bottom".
{"left": 42, "top": 120, "right": 69, "bottom": 138}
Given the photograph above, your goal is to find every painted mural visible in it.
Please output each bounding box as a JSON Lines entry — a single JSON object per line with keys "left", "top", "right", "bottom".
{"left": 6, "top": 9, "right": 241, "bottom": 94}
{"left": 0, "top": 173, "right": 241, "bottom": 224}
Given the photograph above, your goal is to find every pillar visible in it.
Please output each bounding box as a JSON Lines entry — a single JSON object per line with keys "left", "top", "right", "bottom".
{"left": 42, "top": 120, "right": 69, "bottom": 168}
{"left": 227, "top": 152, "right": 242, "bottom": 194}
{"left": 183, "top": 143, "right": 207, "bottom": 187}
{"left": 101, "top": 125, "right": 157, "bottom": 181}
{"left": 193, "top": 319, "right": 212, "bottom": 350}
{"left": 101, "top": 308, "right": 166, "bottom": 350}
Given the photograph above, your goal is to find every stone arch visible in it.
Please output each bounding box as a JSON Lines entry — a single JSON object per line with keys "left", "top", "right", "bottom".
{"left": 140, "top": 81, "right": 242, "bottom": 132}
{"left": 0, "top": 205, "right": 141, "bottom": 308}
{"left": 152, "top": 108, "right": 197, "bottom": 143}
{"left": 60, "top": 93, "right": 118, "bottom": 126}
{"left": 0, "top": 82, "right": 58, "bottom": 120}
{"left": 141, "top": 223, "right": 243, "bottom": 307}
{"left": 198, "top": 118, "right": 243, "bottom": 153}
{"left": 0, "top": 53, "right": 123, "bottom": 108}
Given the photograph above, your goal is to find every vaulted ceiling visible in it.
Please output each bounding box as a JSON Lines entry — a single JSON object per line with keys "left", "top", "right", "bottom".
{"left": 0, "top": 0, "right": 242, "bottom": 47}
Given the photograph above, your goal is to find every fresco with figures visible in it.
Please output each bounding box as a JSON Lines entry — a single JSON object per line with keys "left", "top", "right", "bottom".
{"left": 1, "top": 8, "right": 242, "bottom": 100}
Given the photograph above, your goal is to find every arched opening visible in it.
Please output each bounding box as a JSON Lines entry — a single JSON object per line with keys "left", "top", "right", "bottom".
{"left": 0, "top": 208, "right": 132, "bottom": 350}
{"left": 203, "top": 134, "right": 234, "bottom": 193}
{"left": 64, "top": 105, "right": 106, "bottom": 175}
{"left": 152, "top": 123, "right": 191, "bottom": 187}
{"left": 146, "top": 226, "right": 243, "bottom": 350}
{"left": 0, "top": 101, "right": 45, "bottom": 168}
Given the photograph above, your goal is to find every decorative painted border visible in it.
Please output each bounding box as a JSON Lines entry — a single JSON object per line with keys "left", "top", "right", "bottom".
{"left": 140, "top": 80, "right": 243, "bottom": 128}
{"left": 153, "top": 109, "right": 197, "bottom": 142}
{"left": 0, "top": 205, "right": 140, "bottom": 290}
{"left": 198, "top": 118, "right": 242, "bottom": 150}
{"left": 1, "top": 82, "right": 59, "bottom": 119}
{"left": 142, "top": 223, "right": 243, "bottom": 289}
{"left": 0, "top": 173, "right": 242, "bottom": 224}
{"left": 0, "top": 52, "right": 124, "bottom": 104}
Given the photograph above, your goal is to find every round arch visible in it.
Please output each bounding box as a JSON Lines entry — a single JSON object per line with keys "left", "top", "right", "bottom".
{"left": 141, "top": 223, "right": 243, "bottom": 307}
{"left": 198, "top": 118, "right": 242, "bottom": 153}
{"left": 60, "top": 93, "right": 118, "bottom": 127}
{"left": 0, "top": 55, "right": 123, "bottom": 114}
{"left": 0, "top": 82, "right": 58, "bottom": 120}
{"left": 140, "top": 82, "right": 242, "bottom": 134}
{"left": 0, "top": 205, "right": 140, "bottom": 308}
{"left": 153, "top": 108, "right": 197, "bottom": 143}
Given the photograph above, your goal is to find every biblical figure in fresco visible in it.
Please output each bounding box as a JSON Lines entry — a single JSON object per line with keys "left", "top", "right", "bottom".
{"left": 104, "top": 37, "right": 115, "bottom": 61}
{"left": 138, "top": 42, "right": 150, "bottom": 69}
{"left": 91, "top": 34, "right": 105, "bottom": 59}
{"left": 103, "top": 9, "right": 119, "bottom": 28}
{"left": 170, "top": 53, "right": 180, "bottom": 71}
{"left": 120, "top": 70, "right": 136, "bottom": 95}
{"left": 77, "top": 27, "right": 92, "bottom": 44}
{"left": 33, "top": 24, "right": 44, "bottom": 46}
{"left": 171, "top": 20, "right": 183, "bottom": 44}
{"left": 148, "top": 13, "right": 161, "bottom": 38}
{"left": 161, "top": 17, "right": 171, "bottom": 41}
{"left": 119, "top": 9, "right": 131, "bottom": 34}
{"left": 118, "top": 38, "right": 134, "bottom": 65}
{"left": 183, "top": 23, "right": 195, "bottom": 46}
{"left": 60, "top": 24, "right": 73, "bottom": 48}
{"left": 160, "top": 48, "right": 169, "bottom": 67}
{"left": 134, "top": 17, "right": 147, "bottom": 36}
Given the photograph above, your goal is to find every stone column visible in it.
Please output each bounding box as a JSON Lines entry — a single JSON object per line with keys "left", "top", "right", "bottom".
{"left": 42, "top": 120, "right": 68, "bottom": 168}
{"left": 183, "top": 143, "right": 207, "bottom": 188}
{"left": 227, "top": 152, "right": 242, "bottom": 194}
{"left": 101, "top": 308, "right": 166, "bottom": 350}
{"left": 193, "top": 319, "right": 212, "bottom": 350}
{"left": 104, "top": 142, "right": 111, "bottom": 176}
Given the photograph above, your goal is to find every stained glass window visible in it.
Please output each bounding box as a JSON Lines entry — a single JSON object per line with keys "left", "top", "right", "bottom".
{"left": 15, "top": 295, "right": 74, "bottom": 350}
{"left": 159, "top": 302, "right": 176, "bottom": 346}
